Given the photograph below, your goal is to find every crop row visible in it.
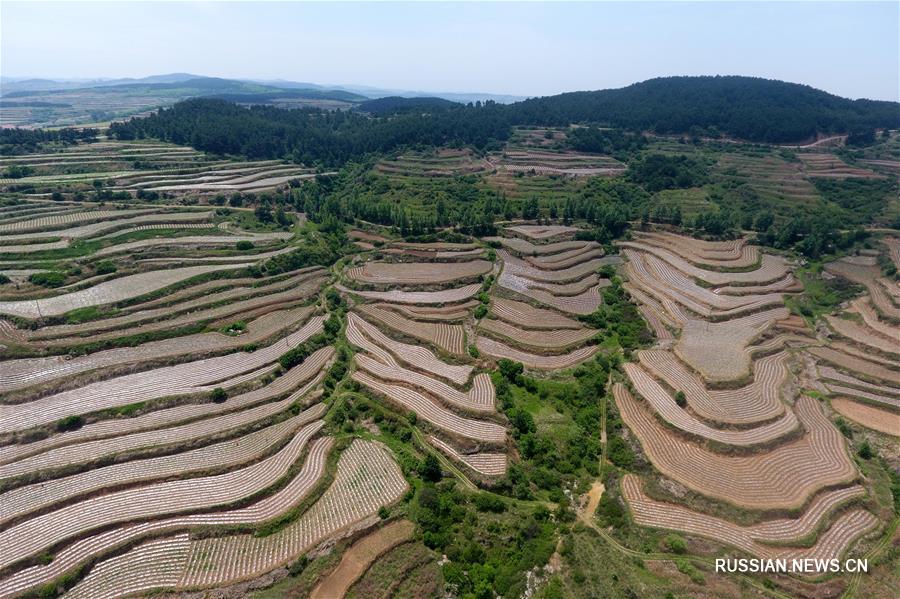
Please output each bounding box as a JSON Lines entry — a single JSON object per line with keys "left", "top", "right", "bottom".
{"left": 346, "top": 313, "right": 472, "bottom": 385}
{"left": 475, "top": 336, "right": 598, "bottom": 370}
{"left": 0, "top": 420, "right": 325, "bottom": 571}
{"left": 353, "top": 370, "right": 505, "bottom": 443}
{"left": 429, "top": 436, "right": 507, "bottom": 476}
{"left": 1, "top": 438, "right": 334, "bottom": 597}
{"left": 0, "top": 316, "right": 325, "bottom": 435}
{"left": 615, "top": 390, "right": 857, "bottom": 510}
{"left": 347, "top": 260, "right": 491, "bottom": 285}
{"left": 0, "top": 348, "right": 332, "bottom": 473}
{"left": 355, "top": 304, "right": 465, "bottom": 355}
{"left": 618, "top": 368, "right": 796, "bottom": 446}
{"left": 622, "top": 474, "right": 876, "bottom": 562}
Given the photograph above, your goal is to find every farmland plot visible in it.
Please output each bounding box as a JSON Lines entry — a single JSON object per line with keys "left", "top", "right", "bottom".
{"left": 615, "top": 390, "right": 857, "bottom": 510}
{"left": 490, "top": 297, "right": 583, "bottom": 329}
{"left": 335, "top": 282, "right": 480, "bottom": 304}
{"left": 0, "top": 367, "right": 325, "bottom": 488}
{"left": 353, "top": 370, "right": 505, "bottom": 443}
{"left": 0, "top": 306, "right": 315, "bottom": 393}
{"left": 0, "top": 420, "right": 325, "bottom": 571}
{"left": 830, "top": 398, "right": 899, "bottom": 435}
{"left": 176, "top": 439, "right": 408, "bottom": 588}
{"left": 1, "top": 437, "right": 334, "bottom": 598}
{"left": 429, "top": 435, "right": 507, "bottom": 477}
{"left": 0, "top": 316, "right": 325, "bottom": 434}
{"left": 355, "top": 354, "right": 494, "bottom": 412}
{"left": 483, "top": 237, "right": 595, "bottom": 257}
{"left": 355, "top": 304, "right": 465, "bottom": 355}
{"left": 637, "top": 350, "right": 790, "bottom": 425}
{"left": 347, "top": 260, "right": 491, "bottom": 285}
{"left": 0, "top": 208, "right": 157, "bottom": 234}
{"left": 0, "top": 210, "right": 213, "bottom": 242}
{"left": 346, "top": 313, "right": 472, "bottom": 385}
{"left": 0, "top": 262, "right": 256, "bottom": 319}
{"left": 378, "top": 300, "right": 479, "bottom": 322}
{"left": 622, "top": 474, "right": 877, "bottom": 562}
{"left": 617, "top": 371, "right": 797, "bottom": 446}
{"left": 504, "top": 224, "right": 581, "bottom": 240}
{"left": 478, "top": 317, "right": 597, "bottom": 351}
{"left": 0, "top": 412, "right": 315, "bottom": 525}
{"left": 20, "top": 269, "right": 325, "bottom": 343}
{"left": 476, "top": 336, "right": 599, "bottom": 370}
{"left": 615, "top": 229, "right": 881, "bottom": 571}
{"left": 309, "top": 520, "right": 416, "bottom": 599}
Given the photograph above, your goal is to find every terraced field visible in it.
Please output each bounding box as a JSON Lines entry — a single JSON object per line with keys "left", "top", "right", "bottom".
{"left": 0, "top": 148, "right": 893, "bottom": 597}
{"left": 0, "top": 195, "right": 432, "bottom": 598}
{"left": 472, "top": 229, "right": 611, "bottom": 370}
{"left": 374, "top": 148, "right": 492, "bottom": 178}
{"left": 0, "top": 140, "right": 325, "bottom": 194}
{"left": 613, "top": 230, "right": 880, "bottom": 573}
{"left": 339, "top": 249, "right": 508, "bottom": 473}
{"left": 797, "top": 152, "right": 884, "bottom": 178}
{"left": 488, "top": 149, "right": 625, "bottom": 176}
{"left": 813, "top": 247, "right": 900, "bottom": 434}
{"left": 713, "top": 150, "right": 821, "bottom": 212}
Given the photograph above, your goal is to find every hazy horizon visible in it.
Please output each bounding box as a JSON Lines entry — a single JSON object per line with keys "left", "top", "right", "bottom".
{"left": 2, "top": 1, "right": 898, "bottom": 102}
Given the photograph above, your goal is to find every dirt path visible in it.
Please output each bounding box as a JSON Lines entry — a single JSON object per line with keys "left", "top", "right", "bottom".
{"left": 310, "top": 519, "right": 415, "bottom": 599}
{"left": 579, "top": 480, "right": 606, "bottom": 523}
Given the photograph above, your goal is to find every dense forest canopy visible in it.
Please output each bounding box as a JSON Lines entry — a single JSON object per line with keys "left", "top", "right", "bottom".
{"left": 356, "top": 96, "right": 461, "bottom": 115}
{"left": 109, "top": 98, "right": 512, "bottom": 165}
{"left": 106, "top": 76, "right": 900, "bottom": 160}
{"left": 507, "top": 76, "right": 900, "bottom": 143}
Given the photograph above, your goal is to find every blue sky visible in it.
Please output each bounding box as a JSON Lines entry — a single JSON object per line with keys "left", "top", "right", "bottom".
{"left": 2, "top": 1, "right": 898, "bottom": 100}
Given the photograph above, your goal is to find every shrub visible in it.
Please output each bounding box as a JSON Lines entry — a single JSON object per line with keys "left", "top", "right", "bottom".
{"left": 474, "top": 493, "right": 507, "bottom": 513}
{"left": 29, "top": 271, "right": 66, "bottom": 288}
{"left": 665, "top": 534, "right": 687, "bottom": 554}
{"left": 94, "top": 260, "right": 117, "bottom": 275}
{"left": 835, "top": 417, "right": 853, "bottom": 439}
{"left": 0, "top": 274, "right": 10, "bottom": 285}
{"left": 474, "top": 304, "right": 488, "bottom": 319}
{"left": 420, "top": 453, "right": 442, "bottom": 482}
{"left": 209, "top": 387, "right": 227, "bottom": 403}
{"left": 674, "top": 390, "right": 687, "bottom": 408}
{"left": 236, "top": 240, "right": 254, "bottom": 251}
{"left": 498, "top": 359, "right": 524, "bottom": 382}
{"left": 56, "top": 415, "right": 84, "bottom": 432}
{"left": 858, "top": 441, "right": 874, "bottom": 460}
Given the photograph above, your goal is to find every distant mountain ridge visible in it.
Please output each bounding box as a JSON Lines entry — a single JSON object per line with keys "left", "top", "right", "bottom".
{"left": 0, "top": 74, "right": 525, "bottom": 105}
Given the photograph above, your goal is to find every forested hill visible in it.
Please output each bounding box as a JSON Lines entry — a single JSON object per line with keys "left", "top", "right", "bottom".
{"left": 507, "top": 76, "right": 900, "bottom": 143}
{"left": 356, "top": 96, "right": 460, "bottom": 115}
{"left": 109, "top": 98, "right": 510, "bottom": 165}
{"left": 107, "top": 76, "right": 900, "bottom": 163}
